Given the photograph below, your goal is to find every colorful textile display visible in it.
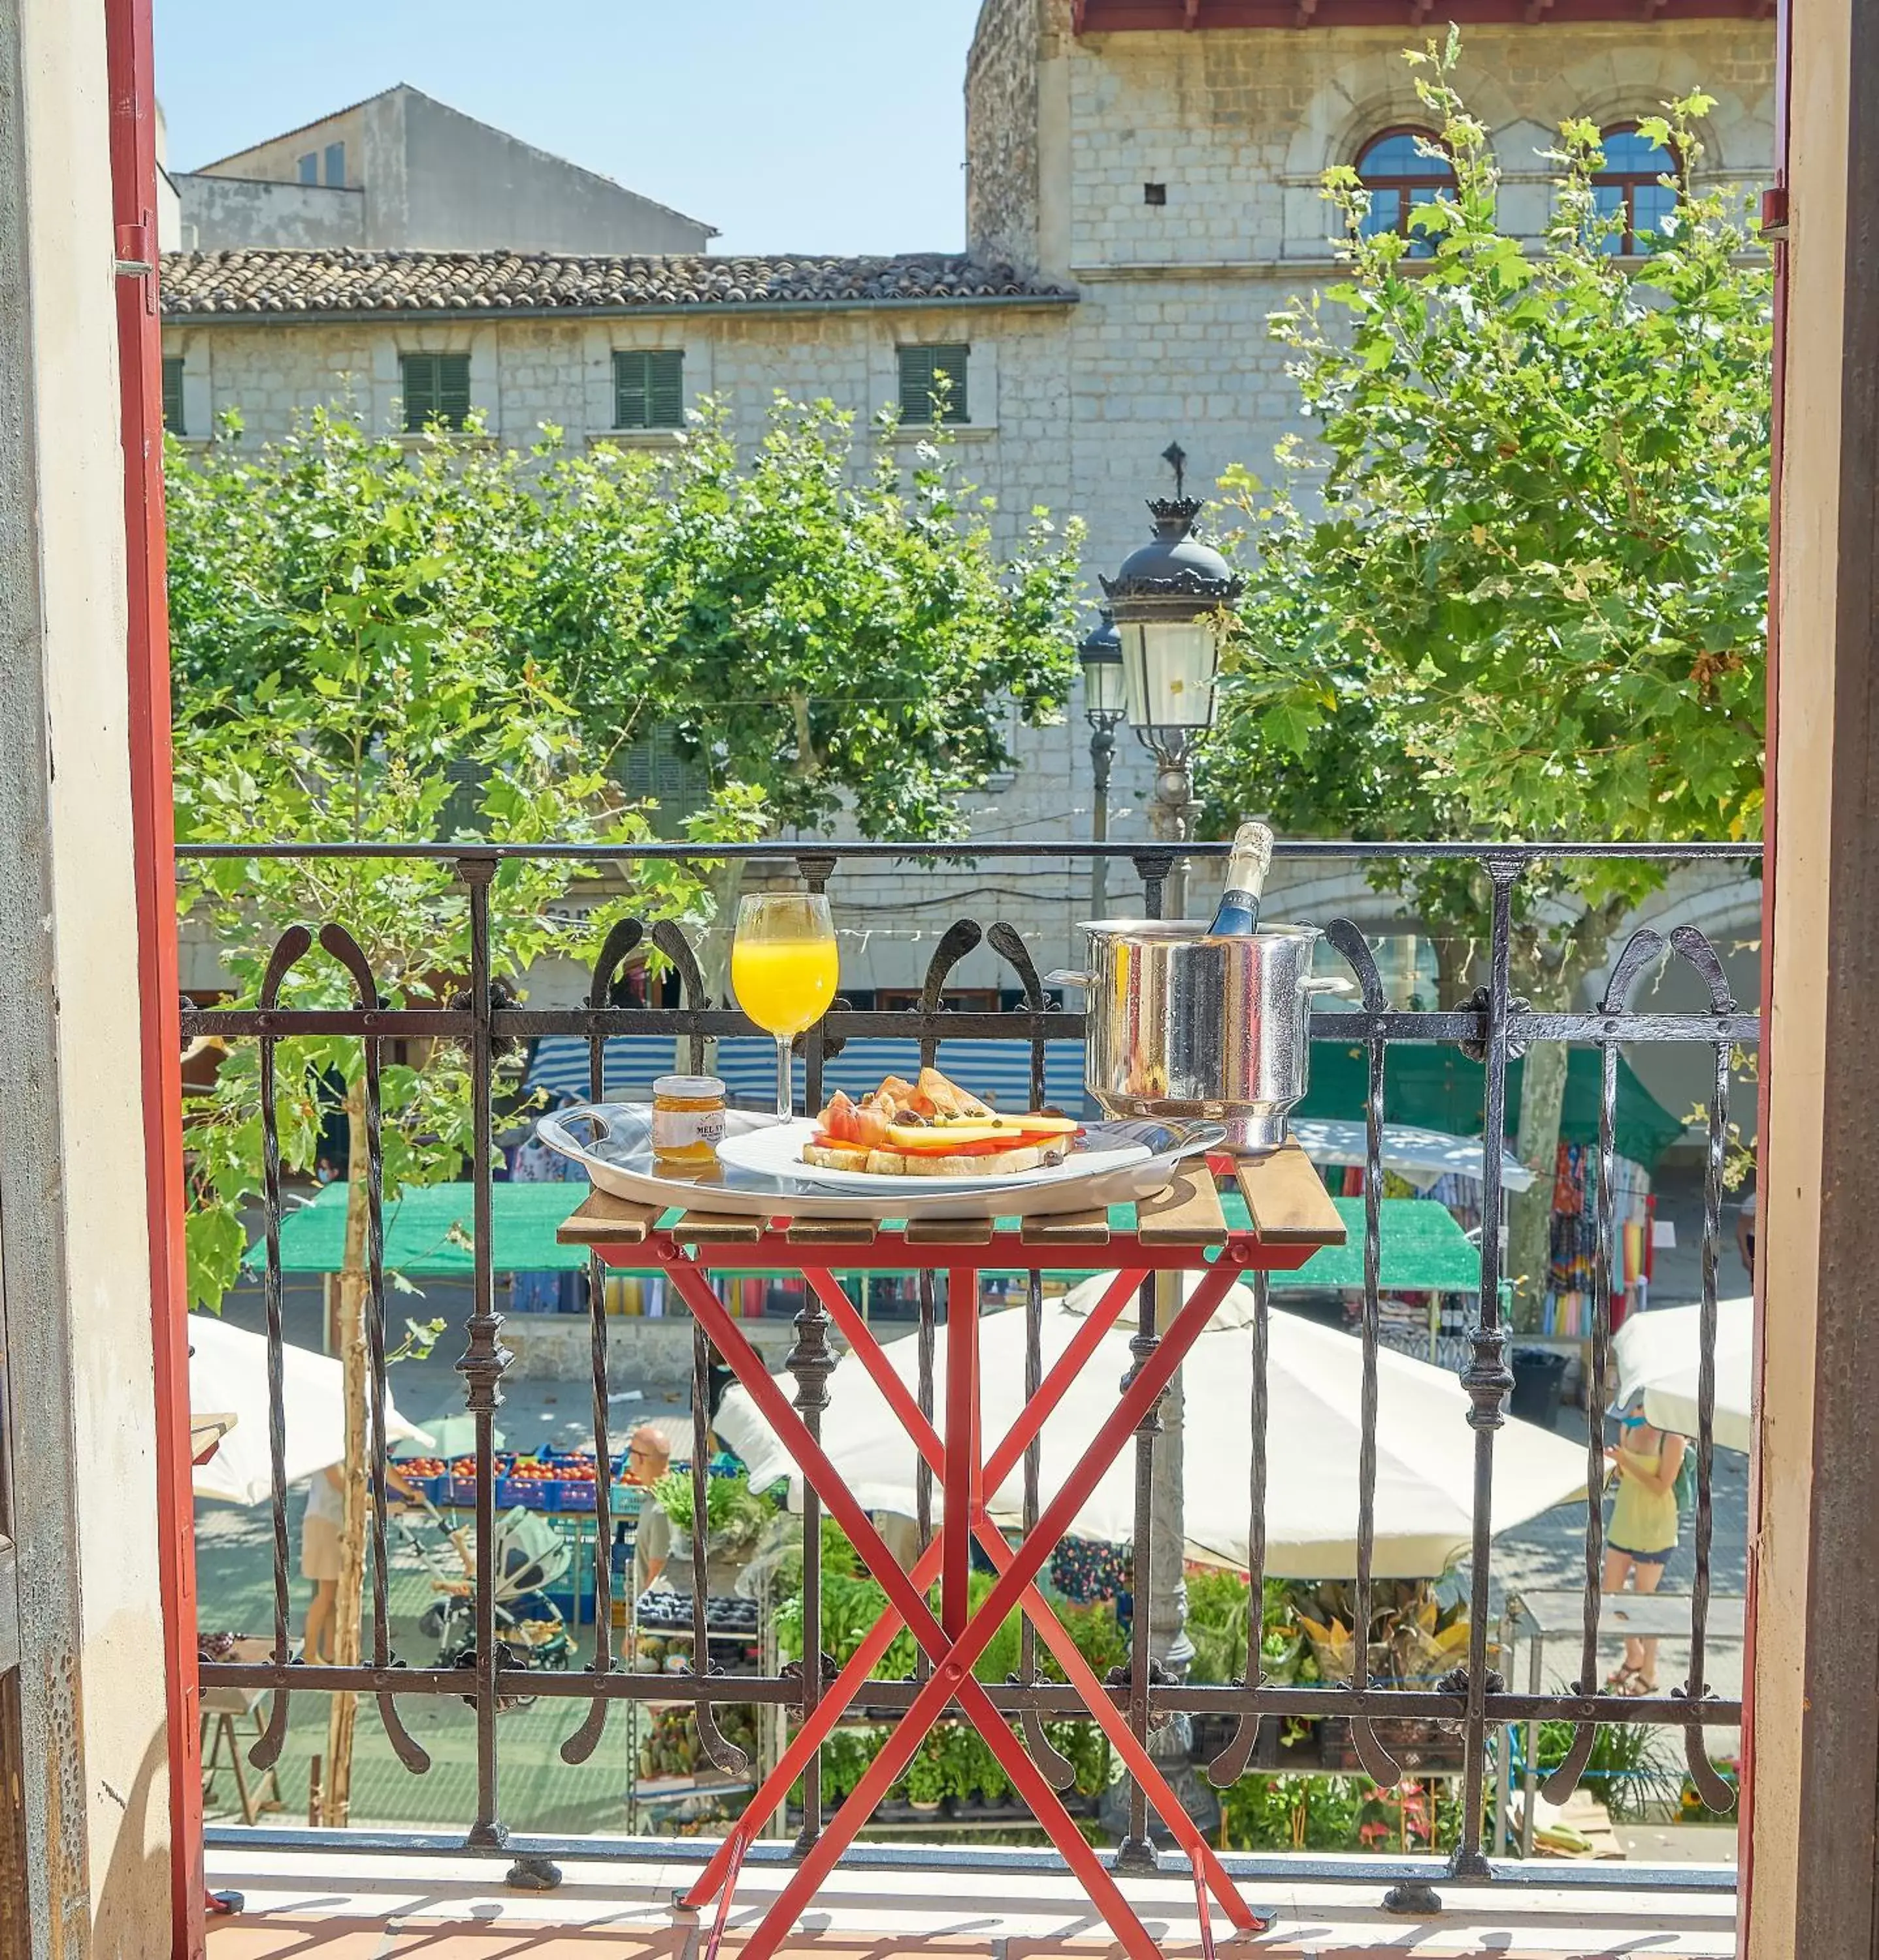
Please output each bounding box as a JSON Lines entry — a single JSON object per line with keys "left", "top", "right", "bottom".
{"left": 1544, "top": 1144, "right": 1651, "bottom": 1336}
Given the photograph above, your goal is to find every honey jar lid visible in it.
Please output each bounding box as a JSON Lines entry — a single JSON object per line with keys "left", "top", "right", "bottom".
{"left": 653, "top": 1075, "right": 725, "bottom": 1101}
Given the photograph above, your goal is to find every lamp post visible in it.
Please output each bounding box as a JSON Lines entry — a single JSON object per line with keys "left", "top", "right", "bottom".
{"left": 1078, "top": 610, "right": 1126, "bottom": 919}
{"left": 1098, "top": 455, "right": 1243, "bottom": 919}
{"left": 1095, "top": 463, "right": 1243, "bottom": 1859}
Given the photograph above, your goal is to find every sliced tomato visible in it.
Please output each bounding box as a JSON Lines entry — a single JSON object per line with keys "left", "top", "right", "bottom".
{"left": 819, "top": 1091, "right": 861, "bottom": 1145}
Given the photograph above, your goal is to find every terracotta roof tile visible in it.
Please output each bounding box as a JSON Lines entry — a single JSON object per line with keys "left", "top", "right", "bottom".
{"left": 159, "top": 248, "right": 1075, "bottom": 318}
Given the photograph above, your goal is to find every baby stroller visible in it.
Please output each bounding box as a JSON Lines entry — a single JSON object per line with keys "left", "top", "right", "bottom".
{"left": 399, "top": 1497, "right": 575, "bottom": 1692}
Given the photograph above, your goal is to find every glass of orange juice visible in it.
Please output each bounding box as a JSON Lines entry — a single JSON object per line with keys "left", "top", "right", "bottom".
{"left": 730, "top": 890, "right": 838, "bottom": 1121}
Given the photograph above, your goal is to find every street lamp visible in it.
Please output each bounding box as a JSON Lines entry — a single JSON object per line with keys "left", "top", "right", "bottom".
{"left": 1099, "top": 466, "right": 1243, "bottom": 919}
{"left": 1078, "top": 609, "right": 1126, "bottom": 919}
{"left": 1097, "top": 464, "right": 1243, "bottom": 1857}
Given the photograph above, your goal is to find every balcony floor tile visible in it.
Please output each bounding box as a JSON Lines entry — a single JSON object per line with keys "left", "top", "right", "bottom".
{"left": 204, "top": 1846, "right": 1738, "bottom": 1959}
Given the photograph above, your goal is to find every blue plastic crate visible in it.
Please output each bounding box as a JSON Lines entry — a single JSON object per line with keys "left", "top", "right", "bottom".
{"left": 533, "top": 1478, "right": 596, "bottom": 1512}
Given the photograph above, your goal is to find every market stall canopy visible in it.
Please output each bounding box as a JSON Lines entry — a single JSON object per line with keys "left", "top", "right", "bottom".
{"left": 1612, "top": 1298, "right": 1754, "bottom": 1452}
{"left": 1264, "top": 1195, "right": 1480, "bottom": 1294}
{"left": 1299, "top": 1043, "right": 1688, "bottom": 1170}
{"left": 248, "top": 1180, "right": 593, "bottom": 1275}
{"left": 717, "top": 1276, "right": 1587, "bottom": 1578}
{"left": 188, "top": 1311, "right": 434, "bottom": 1505}
{"left": 252, "top": 1185, "right": 1478, "bottom": 1291}
{"left": 1290, "top": 1118, "right": 1535, "bottom": 1194}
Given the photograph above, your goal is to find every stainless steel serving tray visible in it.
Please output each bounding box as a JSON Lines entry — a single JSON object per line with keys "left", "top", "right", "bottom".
{"left": 536, "top": 1104, "right": 1225, "bottom": 1222}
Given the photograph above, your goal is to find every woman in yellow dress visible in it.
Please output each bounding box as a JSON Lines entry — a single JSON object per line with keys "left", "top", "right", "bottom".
{"left": 1603, "top": 1407, "right": 1687, "bottom": 1693}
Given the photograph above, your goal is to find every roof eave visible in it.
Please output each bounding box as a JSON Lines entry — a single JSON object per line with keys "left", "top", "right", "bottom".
{"left": 162, "top": 291, "right": 1081, "bottom": 326}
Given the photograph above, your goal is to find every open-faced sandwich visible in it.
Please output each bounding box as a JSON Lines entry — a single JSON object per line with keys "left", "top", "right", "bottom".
{"left": 804, "top": 1068, "right": 1082, "bottom": 1177}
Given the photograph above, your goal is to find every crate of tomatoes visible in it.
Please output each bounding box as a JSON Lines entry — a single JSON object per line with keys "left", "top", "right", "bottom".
{"left": 391, "top": 1456, "right": 449, "bottom": 1505}
{"left": 508, "top": 1450, "right": 599, "bottom": 1512}
{"left": 444, "top": 1452, "right": 519, "bottom": 1507}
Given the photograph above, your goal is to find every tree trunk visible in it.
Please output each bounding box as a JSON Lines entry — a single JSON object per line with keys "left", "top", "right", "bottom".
{"left": 1432, "top": 932, "right": 1479, "bottom": 1011}
{"left": 321, "top": 1081, "right": 371, "bottom": 1825}
{"left": 1508, "top": 1038, "right": 1570, "bottom": 1329}
{"left": 1503, "top": 915, "right": 1613, "bottom": 1333}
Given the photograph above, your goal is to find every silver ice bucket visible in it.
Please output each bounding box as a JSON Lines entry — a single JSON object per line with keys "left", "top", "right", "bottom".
{"left": 1049, "top": 921, "right": 1348, "bottom": 1154}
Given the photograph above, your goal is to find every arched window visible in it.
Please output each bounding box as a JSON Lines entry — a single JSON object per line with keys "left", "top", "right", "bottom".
{"left": 1593, "top": 123, "right": 1680, "bottom": 254}
{"left": 1354, "top": 127, "right": 1455, "bottom": 257}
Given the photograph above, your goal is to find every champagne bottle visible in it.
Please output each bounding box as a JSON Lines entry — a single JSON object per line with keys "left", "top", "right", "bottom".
{"left": 1206, "top": 821, "right": 1275, "bottom": 936}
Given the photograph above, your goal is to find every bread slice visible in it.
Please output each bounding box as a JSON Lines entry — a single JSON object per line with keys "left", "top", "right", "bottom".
{"left": 866, "top": 1143, "right": 1049, "bottom": 1178}
{"left": 801, "top": 1141, "right": 873, "bottom": 1173}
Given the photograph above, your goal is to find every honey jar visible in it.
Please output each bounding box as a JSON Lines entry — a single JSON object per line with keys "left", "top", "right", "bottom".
{"left": 651, "top": 1075, "right": 727, "bottom": 1168}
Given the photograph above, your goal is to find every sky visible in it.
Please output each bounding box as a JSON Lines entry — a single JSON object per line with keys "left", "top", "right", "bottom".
{"left": 154, "top": 0, "right": 987, "bottom": 257}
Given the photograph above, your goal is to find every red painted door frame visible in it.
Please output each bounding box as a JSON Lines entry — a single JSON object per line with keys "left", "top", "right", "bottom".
{"left": 103, "top": 0, "right": 204, "bottom": 1952}
{"left": 1736, "top": 0, "right": 1788, "bottom": 1933}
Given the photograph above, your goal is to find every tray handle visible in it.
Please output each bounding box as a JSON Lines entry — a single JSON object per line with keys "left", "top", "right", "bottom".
{"left": 547, "top": 1107, "right": 613, "bottom": 1153}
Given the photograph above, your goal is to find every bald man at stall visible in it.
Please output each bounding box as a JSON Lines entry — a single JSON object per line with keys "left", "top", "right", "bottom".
{"left": 625, "top": 1424, "right": 674, "bottom": 1609}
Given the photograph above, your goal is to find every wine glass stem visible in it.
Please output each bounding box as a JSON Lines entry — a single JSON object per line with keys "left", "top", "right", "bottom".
{"left": 776, "top": 1037, "right": 792, "bottom": 1122}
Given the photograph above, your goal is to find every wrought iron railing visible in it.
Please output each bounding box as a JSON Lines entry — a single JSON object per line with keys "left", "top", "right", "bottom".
{"left": 185, "top": 837, "right": 1759, "bottom": 1912}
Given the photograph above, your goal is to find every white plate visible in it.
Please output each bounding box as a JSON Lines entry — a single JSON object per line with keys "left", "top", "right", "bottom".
{"left": 536, "top": 1105, "right": 1226, "bottom": 1223}
{"left": 717, "top": 1117, "right": 1151, "bottom": 1195}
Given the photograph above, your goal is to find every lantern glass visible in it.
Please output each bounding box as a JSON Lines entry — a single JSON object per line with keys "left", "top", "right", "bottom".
{"left": 1119, "top": 616, "right": 1222, "bottom": 736}
{"left": 1081, "top": 645, "right": 1127, "bottom": 720}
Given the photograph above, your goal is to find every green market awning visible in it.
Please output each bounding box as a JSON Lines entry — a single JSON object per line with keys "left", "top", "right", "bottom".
{"left": 248, "top": 1180, "right": 595, "bottom": 1277}
{"left": 1260, "top": 1194, "right": 1480, "bottom": 1292}
{"left": 250, "top": 1184, "right": 1479, "bottom": 1294}
{"left": 1299, "top": 1040, "right": 1688, "bottom": 1170}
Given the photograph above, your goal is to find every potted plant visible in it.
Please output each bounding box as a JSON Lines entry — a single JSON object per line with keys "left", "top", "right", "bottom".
{"left": 904, "top": 1739, "right": 945, "bottom": 1815}
{"left": 938, "top": 1723, "right": 987, "bottom": 1813}
{"left": 974, "top": 1733, "right": 1011, "bottom": 1812}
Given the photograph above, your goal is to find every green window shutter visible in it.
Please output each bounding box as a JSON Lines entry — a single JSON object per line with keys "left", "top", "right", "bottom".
{"left": 897, "top": 344, "right": 969, "bottom": 425}
{"left": 439, "top": 757, "right": 488, "bottom": 836}
{"left": 161, "top": 356, "right": 186, "bottom": 435}
{"left": 400, "top": 351, "right": 472, "bottom": 431}
{"left": 614, "top": 349, "right": 685, "bottom": 429}
{"left": 619, "top": 724, "right": 707, "bottom": 837}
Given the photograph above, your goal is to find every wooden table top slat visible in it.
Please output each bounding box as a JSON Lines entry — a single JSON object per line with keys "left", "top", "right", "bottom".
{"left": 1235, "top": 1141, "right": 1348, "bottom": 1247}
{"left": 904, "top": 1216, "right": 997, "bottom": 1247}
{"left": 1019, "top": 1208, "right": 1113, "bottom": 1247}
{"left": 669, "top": 1210, "right": 770, "bottom": 1245}
{"left": 1134, "top": 1162, "right": 1229, "bottom": 1246}
{"left": 785, "top": 1217, "right": 882, "bottom": 1246}
{"left": 555, "top": 1190, "right": 661, "bottom": 1245}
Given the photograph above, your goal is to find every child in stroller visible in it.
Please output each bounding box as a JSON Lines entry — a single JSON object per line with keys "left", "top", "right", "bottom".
{"left": 399, "top": 1497, "right": 575, "bottom": 1686}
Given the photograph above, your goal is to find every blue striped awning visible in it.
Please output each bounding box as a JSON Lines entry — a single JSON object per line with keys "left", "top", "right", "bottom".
{"left": 524, "top": 1035, "right": 1089, "bottom": 1116}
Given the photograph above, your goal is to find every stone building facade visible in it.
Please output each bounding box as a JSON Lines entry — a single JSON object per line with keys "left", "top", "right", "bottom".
{"left": 160, "top": 4, "right": 1773, "bottom": 1014}
{"left": 172, "top": 84, "right": 714, "bottom": 254}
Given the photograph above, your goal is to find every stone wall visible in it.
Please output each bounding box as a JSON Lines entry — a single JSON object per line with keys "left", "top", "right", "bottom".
{"left": 1058, "top": 22, "right": 1773, "bottom": 274}
{"left": 194, "top": 86, "right": 715, "bottom": 253}
{"left": 966, "top": 0, "right": 1043, "bottom": 272}
{"left": 176, "top": 172, "right": 365, "bottom": 250}
{"left": 500, "top": 1313, "right": 802, "bottom": 1393}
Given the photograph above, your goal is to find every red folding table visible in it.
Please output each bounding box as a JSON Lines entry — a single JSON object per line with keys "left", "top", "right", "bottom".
{"left": 559, "top": 1143, "right": 1345, "bottom": 1960}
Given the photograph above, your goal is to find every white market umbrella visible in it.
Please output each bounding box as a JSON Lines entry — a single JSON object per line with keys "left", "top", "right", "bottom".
{"left": 1290, "top": 1119, "right": 1536, "bottom": 1194}
{"left": 717, "top": 1276, "right": 1588, "bottom": 1580}
{"left": 188, "top": 1312, "right": 434, "bottom": 1505}
{"left": 397, "top": 1414, "right": 504, "bottom": 1462}
{"left": 1612, "top": 1298, "right": 1755, "bottom": 1454}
